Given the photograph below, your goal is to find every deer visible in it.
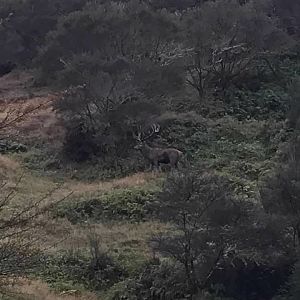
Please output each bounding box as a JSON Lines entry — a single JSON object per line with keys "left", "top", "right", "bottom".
{"left": 133, "top": 124, "right": 183, "bottom": 171}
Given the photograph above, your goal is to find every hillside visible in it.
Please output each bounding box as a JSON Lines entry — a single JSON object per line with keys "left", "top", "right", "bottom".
{"left": 0, "top": 72, "right": 167, "bottom": 299}
{"left": 0, "top": 0, "right": 300, "bottom": 300}
{"left": 0, "top": 65, "right": 293, "bottom": 300}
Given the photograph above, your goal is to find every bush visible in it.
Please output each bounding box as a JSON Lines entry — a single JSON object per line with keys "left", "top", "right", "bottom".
{"left": 287, "top": 77, "right": 300, "bottom": 129}
{"left": 54, "top": 186, "right": 160, "bottom": 223}
{"left": 224, "top": 85, "right": 289, "bottom": 121}
{"left": 106, "top": 258, "right": 239, "bottom": 300}
{"left": 63, "top": 121, "right": 98, "bottom": 162}
{"left": 260, "top": 135, "right": 300, "bottom": 245}
{"left": 21, "top": 146, "right": 62, "bottom": 173}
{"left": 42, "top": 251, "right": 124, "bottom": 291}
{"left": 106, "top": 259, "right": 188, "bottom": 300}
{"left": 41, "top": 238, "right": 126, "bottom": 292}
{"left": 279, "top": 258, "right": 300, "bottom": 300}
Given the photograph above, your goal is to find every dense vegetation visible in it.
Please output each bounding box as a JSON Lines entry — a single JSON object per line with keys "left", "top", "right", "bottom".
{"left": 1, "top": 0, "right": 300, "bottom": 299}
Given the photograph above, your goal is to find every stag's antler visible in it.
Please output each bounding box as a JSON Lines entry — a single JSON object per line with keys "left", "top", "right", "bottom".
{"left": 142, "top": 124, "right": 160, "bottom": 141}
{"left": 132, "top": 125, "right": 143, "bottom": 141}
{"left": 132, "top": 124, "right": 160, "bottom": 142}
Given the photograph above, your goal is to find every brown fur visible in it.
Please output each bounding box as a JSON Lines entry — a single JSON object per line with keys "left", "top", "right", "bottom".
{"left": 135, "top": 143, "right": 183, "bottom": 170}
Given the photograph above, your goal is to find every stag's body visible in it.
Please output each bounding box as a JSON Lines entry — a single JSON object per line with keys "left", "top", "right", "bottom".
{"left": 137, "top": 143, "right": 183, "bottom": 170}
{"left": 133, "top": 123, "right": 183, "bottom": 171}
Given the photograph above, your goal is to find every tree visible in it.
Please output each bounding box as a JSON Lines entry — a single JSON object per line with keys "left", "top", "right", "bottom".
{"left": 36, "top": 1, "right": 182, "bottom": 86}
{"left": 148, "top": 166, "right": 295, "bottom": 299}
{"left": 39, "top": 1, "right": 186, "bottom": 162}
{"left": 273, "top": 0, "right": 300, "bottom": 37}
{"left": 55, "top": 77, "right": 163, "bottom": 161}
{"left": 181, "top": 0, "right": 293, "bottom": 100}
{"left": 150, "top": 169, "right": 246, "bottom": 298}
{"left": 0, "top": 0, "right": 87, "bottom": 66}
{"left": 260, "top": 136, "right": 300, "bottom": 247}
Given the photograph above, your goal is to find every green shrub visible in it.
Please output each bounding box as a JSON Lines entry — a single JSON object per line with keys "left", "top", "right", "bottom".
{"left": 105, "top": 258, "right": 234, "bottom": 300}
{"left": 113, "top": 247, "right": 149, "bottom": 277}
{"left": 224, "top": 85, "right": 289, "bottom": 121}
{"left": 105, "top": 259, "right": 187, "bottom": 300}
{"left": 54, "top": 186, "right": 160, "bottom": 223}
{"left": 21, "top": 147, "right": 62, "bottom": 172}
{"left": 40, "top": 246, "right": 126, "bottom": 292}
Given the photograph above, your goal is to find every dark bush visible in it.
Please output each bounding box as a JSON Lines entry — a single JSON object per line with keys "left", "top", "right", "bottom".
{"left": 63, "top": 121, "right": 98, "bottom": 162}
{"left": 0, "top": 61, "right": 16, "bottom": 76}
{"left": 287, "top": 77, "right": 300, "bottom": 129}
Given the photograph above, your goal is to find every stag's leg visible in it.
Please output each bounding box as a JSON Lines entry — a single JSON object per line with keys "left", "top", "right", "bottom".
{"left": 146, "top": 162, "right": 153, "bottom": 172}
{"left": 153, "top": 160, "right": 160, "bottom": 172}
{"left": 169, "top": 158, "right": 177, "bottom": 171}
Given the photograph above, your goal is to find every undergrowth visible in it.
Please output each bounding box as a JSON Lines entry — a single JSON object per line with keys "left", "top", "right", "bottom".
{"left": 54, "top": 185, "right": 160, "bottom": 223}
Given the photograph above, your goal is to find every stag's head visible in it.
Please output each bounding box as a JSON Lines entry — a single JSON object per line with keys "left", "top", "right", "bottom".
{"left": 133, "top": 123, "right": 160, "bottom": 150}
{"left": 134, "top": 143, "right": 143, "bottom": 150}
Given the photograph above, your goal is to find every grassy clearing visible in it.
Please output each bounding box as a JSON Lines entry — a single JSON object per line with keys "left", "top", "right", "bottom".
{"left": 0, "top": 149, "right": 166, "bottom": 299}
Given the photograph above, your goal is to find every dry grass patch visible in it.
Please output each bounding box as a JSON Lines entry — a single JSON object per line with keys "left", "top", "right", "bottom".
{"left": 0, "top": 95, "right": 63, "bottom": 144}
{"left": 58, "top": 221, "right": 168, "bottom": 254}
{"left": 0, "top": 70, "right": 63, "bottom": 145}
{"left": 64, "top": 171, "right": 160, "bottom": 195}
{"left": 31, "top": 217, "right": 167, "bottom": 257}
{"left": 11, "top": 279, "right": 99, "bottom": 300}
{"left": 0, "top": 166, "right": 163, "bottom": 253}
{"left": 0, "top": 154, "right": 21, "bottom": 181}
{"left": 0, "top": 71, "right": 34, "bottom": 102}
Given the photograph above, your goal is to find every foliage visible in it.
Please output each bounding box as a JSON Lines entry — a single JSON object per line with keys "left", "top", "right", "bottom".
{"left": 223, "top": 85, "right": 289, "bottom": 121}
{"left": 54, "top": 186, "right": 160, "bottom": 223}
{"left": 1, "top": 0, "right": 300, "bottom": 298}
{"left": 0, "top": 0, "right": 87, "bottom": 66}
{"left": 57, "top": 85, "right": 162, "bottom": 162}
{"left": 182, "top": 0, "right": 293, "bottom": 100}
{"left": 146, "top": 167, "right": 295, "bottom": 299}
{"left": 36, "top": 1, "right": 181, "bottom": 87}
{"left": 26, "top": 0, "right": 298, "bottom": 166}
{"left": 150, "top": 169, "right": 247, "bottom": 297}
{"left": 272, "top": 0, "right": 300, "bottom": 37}
{"left": 0, "top": 140, "right": 26, "bottom": 154}
{"left": 260, "top": 136, "right": 300, "bottom": 246}
{"left": 40, "top": 236, "right": 125, "bottom": 292}
{"left": 158, "top": 114, "right": 289, "bottom": 199}
{"left": 287, "top": 77, "right": 300, "bottom": 129}
{"left": 106, "top": 259, "right": 189, "bottom": 300}
{"left": 280, "top": 259, "right": 300, "bottom": 300}
{"left": 38, "top": 0, "right": 183, "bottom": 164}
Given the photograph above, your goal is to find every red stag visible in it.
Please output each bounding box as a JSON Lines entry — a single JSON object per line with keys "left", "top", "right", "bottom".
{"left": 133, "top": 124, "right": 183, "bottom": 170}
